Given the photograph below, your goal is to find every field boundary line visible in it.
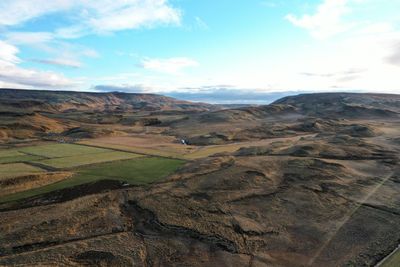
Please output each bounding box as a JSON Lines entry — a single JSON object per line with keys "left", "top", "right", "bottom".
{"left": 376, "top": 245, "right": 400, "bottom": 267}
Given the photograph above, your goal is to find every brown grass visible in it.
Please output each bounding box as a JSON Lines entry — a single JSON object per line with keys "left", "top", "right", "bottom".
{"left": 0, "top": 172, "right": 73, "bottom": 197}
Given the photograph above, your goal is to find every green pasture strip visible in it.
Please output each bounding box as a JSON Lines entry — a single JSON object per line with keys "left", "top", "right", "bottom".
{"left": 0, "top": 163, "right": 44, "bottom": 180}
{"left": 79, "top": 141, "right": 186, "bottom": 159}
{"left": 0, "top": 157, "right": 185, "bottom": 203}
{"left": 0, "top": 149, "right": 23, "bottom": 158}
{"left": 33, "top": 151, "right": 142, "bottom": 169}
{"left": 76, "top": 157, "right": 184, "bottom": 184}
{"left": 0, "top": 154, "right": 44, "bottom": 164}
{"left": 18, "top": 143, "right": 110, "bottom": 158}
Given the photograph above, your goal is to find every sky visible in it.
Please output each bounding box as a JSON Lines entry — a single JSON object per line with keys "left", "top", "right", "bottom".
{"left": 0, "top": 0, "right": 399, "bottom": 103}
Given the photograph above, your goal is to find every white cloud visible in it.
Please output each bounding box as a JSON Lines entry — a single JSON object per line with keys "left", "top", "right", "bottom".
{"left": 6, "top": 32, "right": 54, "bottom": 45}
{"left": 0, "top": 0, "right": 74, "bottom": 27}
{"left": 140, "top": 57, "right": 199, "bottom": 74}
{"left": 30, "top": 58, "right": 82, "bottom": 68}
{"left": 260, "top": 31, "right": 400, "bottom": 93}
{"left": 285, "top": 0, "right": 353, "bottom": 39}
{"left": 0, "top": 40, "right": 20, "bottom": 65}
{"left": 55, "top": 26, "right": 89, "bottom": 39}
{"left": 276, "top": 0, "right": 400, "bottom": 93}
{"left": 4, "top": 31, "right": 98, "bottom": 68}
{"left": 0, "top": 0, "right": 181, "bottom": 37}
{"left": 86, "top": 0, "right": 181, "bottom": 33}
{"left": 0, "top": 40, "right": 77, "bottom": 88}
{"left": 0, "top": 66, "right": 77, "bottom": 88}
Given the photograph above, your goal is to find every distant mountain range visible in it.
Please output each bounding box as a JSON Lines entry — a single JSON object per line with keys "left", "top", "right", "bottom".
{"left": 0, "top": 88, "right": 220, "bottom": 113}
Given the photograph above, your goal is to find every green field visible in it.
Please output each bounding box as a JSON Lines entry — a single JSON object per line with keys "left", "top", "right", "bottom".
{"left": 0, "top": 143, "right": 142, "bottom": 169}
{"left": 19, "top": 143, "right": 110, "bottom": 158}
{"left": 0, "top": 163, "right": 44, "bottom": 180}
{"left": 0, "top": 149, "right": 22, "bottom": 158}
{"left": 0, "top": 149, "right": 45, "bottom": 164}
{"left": 79, "top": 140, "right": 186, "bottom": 159}
{"left": 0, "top": 157, "right": 184, "bottom": 203}
{"left": 0, "top": 143, "right": 185, "bottom": 203}
{"left": 34, "top": 151, "right": 142, "bottom": 169}
{"left": 381, "top": 248, "right": 400, "bottom": 267}
{"left": 0, "top": 154, "right": 44, "bottom": 164}
{"left": 77, "top": 157, "right": 184, "bottom": 184}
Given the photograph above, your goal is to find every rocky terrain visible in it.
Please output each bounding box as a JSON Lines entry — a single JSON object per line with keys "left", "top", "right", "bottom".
{"left": 0, "top": 90, "right": 399, "bottom": 266}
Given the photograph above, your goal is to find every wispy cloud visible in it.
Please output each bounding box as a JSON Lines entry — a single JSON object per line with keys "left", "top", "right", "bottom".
{"left": 0, "top": 67, "right": 77, "bottom": 88}
{"left": 195, "top": 17, "right": 208, "bottom": 30}
{"left": 30, "top": 58, "right": 82, "bottom": 68}
{"left": 87, "top": 0, "right": 181, "bottom": 34}
{"left": 0, "top": 0, "right": 73, "bottom": 27}
{"left": 0, "top": 40, "right": 20, "bottom": 65}
{"left": 0, "top": 40, "right": 77, "bottom": 88}
{"left": 5, "top": 32, "right": 54, "bottom": 45}
{"left": 300, "top": 68, "right": 366, "bottom": 78}
{"left": 285, "top": 0, "right": 353, "bottom": 39}
{"left": 140, "top": 57, "right": 199, "bottom": 74}
{"left": 0, "top": 0, "right": 181, "bottom": 38}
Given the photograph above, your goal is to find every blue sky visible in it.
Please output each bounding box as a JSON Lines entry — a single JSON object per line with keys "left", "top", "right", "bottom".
{"left": 0, "top": 0, "right": 399, "bottom": 102}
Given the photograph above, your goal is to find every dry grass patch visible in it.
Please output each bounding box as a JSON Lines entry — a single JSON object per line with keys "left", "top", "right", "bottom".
{"left": 0, "top": 172, "right": 73, "bottom": 197}
{"left": 19, "top": 143, "right": 110, "bottom": 158}
{"left": 0, "top": 163, "right": 44, "bottom": 180}
{"left": 79, "top": 135, "right": 195, "bottom": 159}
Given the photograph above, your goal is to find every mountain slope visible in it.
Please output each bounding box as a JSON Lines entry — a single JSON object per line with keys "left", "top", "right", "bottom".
{"left": 273, "top": 93, "right": 400, "bottom": 118}
{"left": 0, "top": 88, "right": 220, "bottom": 142}
{"left": 0, "top": 89, "right": 218, "bottom": 113}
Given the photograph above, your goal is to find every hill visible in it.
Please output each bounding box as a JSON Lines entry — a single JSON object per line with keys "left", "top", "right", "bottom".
{"left": 0, "top": 88, "right": 219, "bottom": 143}
{"left": 166, "top": 92, "right": 399, "bottom": 145}
{"left": 0, "top": 88, "right": 218, "bottom": 113}
{"left": 273, "top": 92, "right": 400, "bottom": 118}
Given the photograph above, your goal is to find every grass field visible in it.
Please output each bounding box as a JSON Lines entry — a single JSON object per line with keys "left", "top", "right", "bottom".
{"left": 0, "top": 157, "right": 185, "bottom": 203}
{"left": 78, "top": 135, "right": 303, "bottom": 160}
{"left": 0, "top": 149, "right": 22, "bottom": 158}
{"left": 79, "top": 139, "right": 189, "bottom": 159}
{"left": 19, "top": 143, "right": 110, "bottom": 158}
{"left": 0, "top": 163, "right": 44, "bottom": 180}
{"left": 34, "top": 151, "right": 142, "bottom": 169}
{"left": 79, "top": 137, "right": 243, "bottom": 159}
{"left": 381, "top": 247, "right": 400, "bottom": 267}
{"left": 0, "top": 147, "right": 45, "bottom": 164}
{"left": 0, "top": 154, "right": 44, "bottom": 164}
{"left": 0, "top": 143, "right": 143, "bottom": 169}
{"left": 76, "top": 157, "right": 184, "bottom": 184}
